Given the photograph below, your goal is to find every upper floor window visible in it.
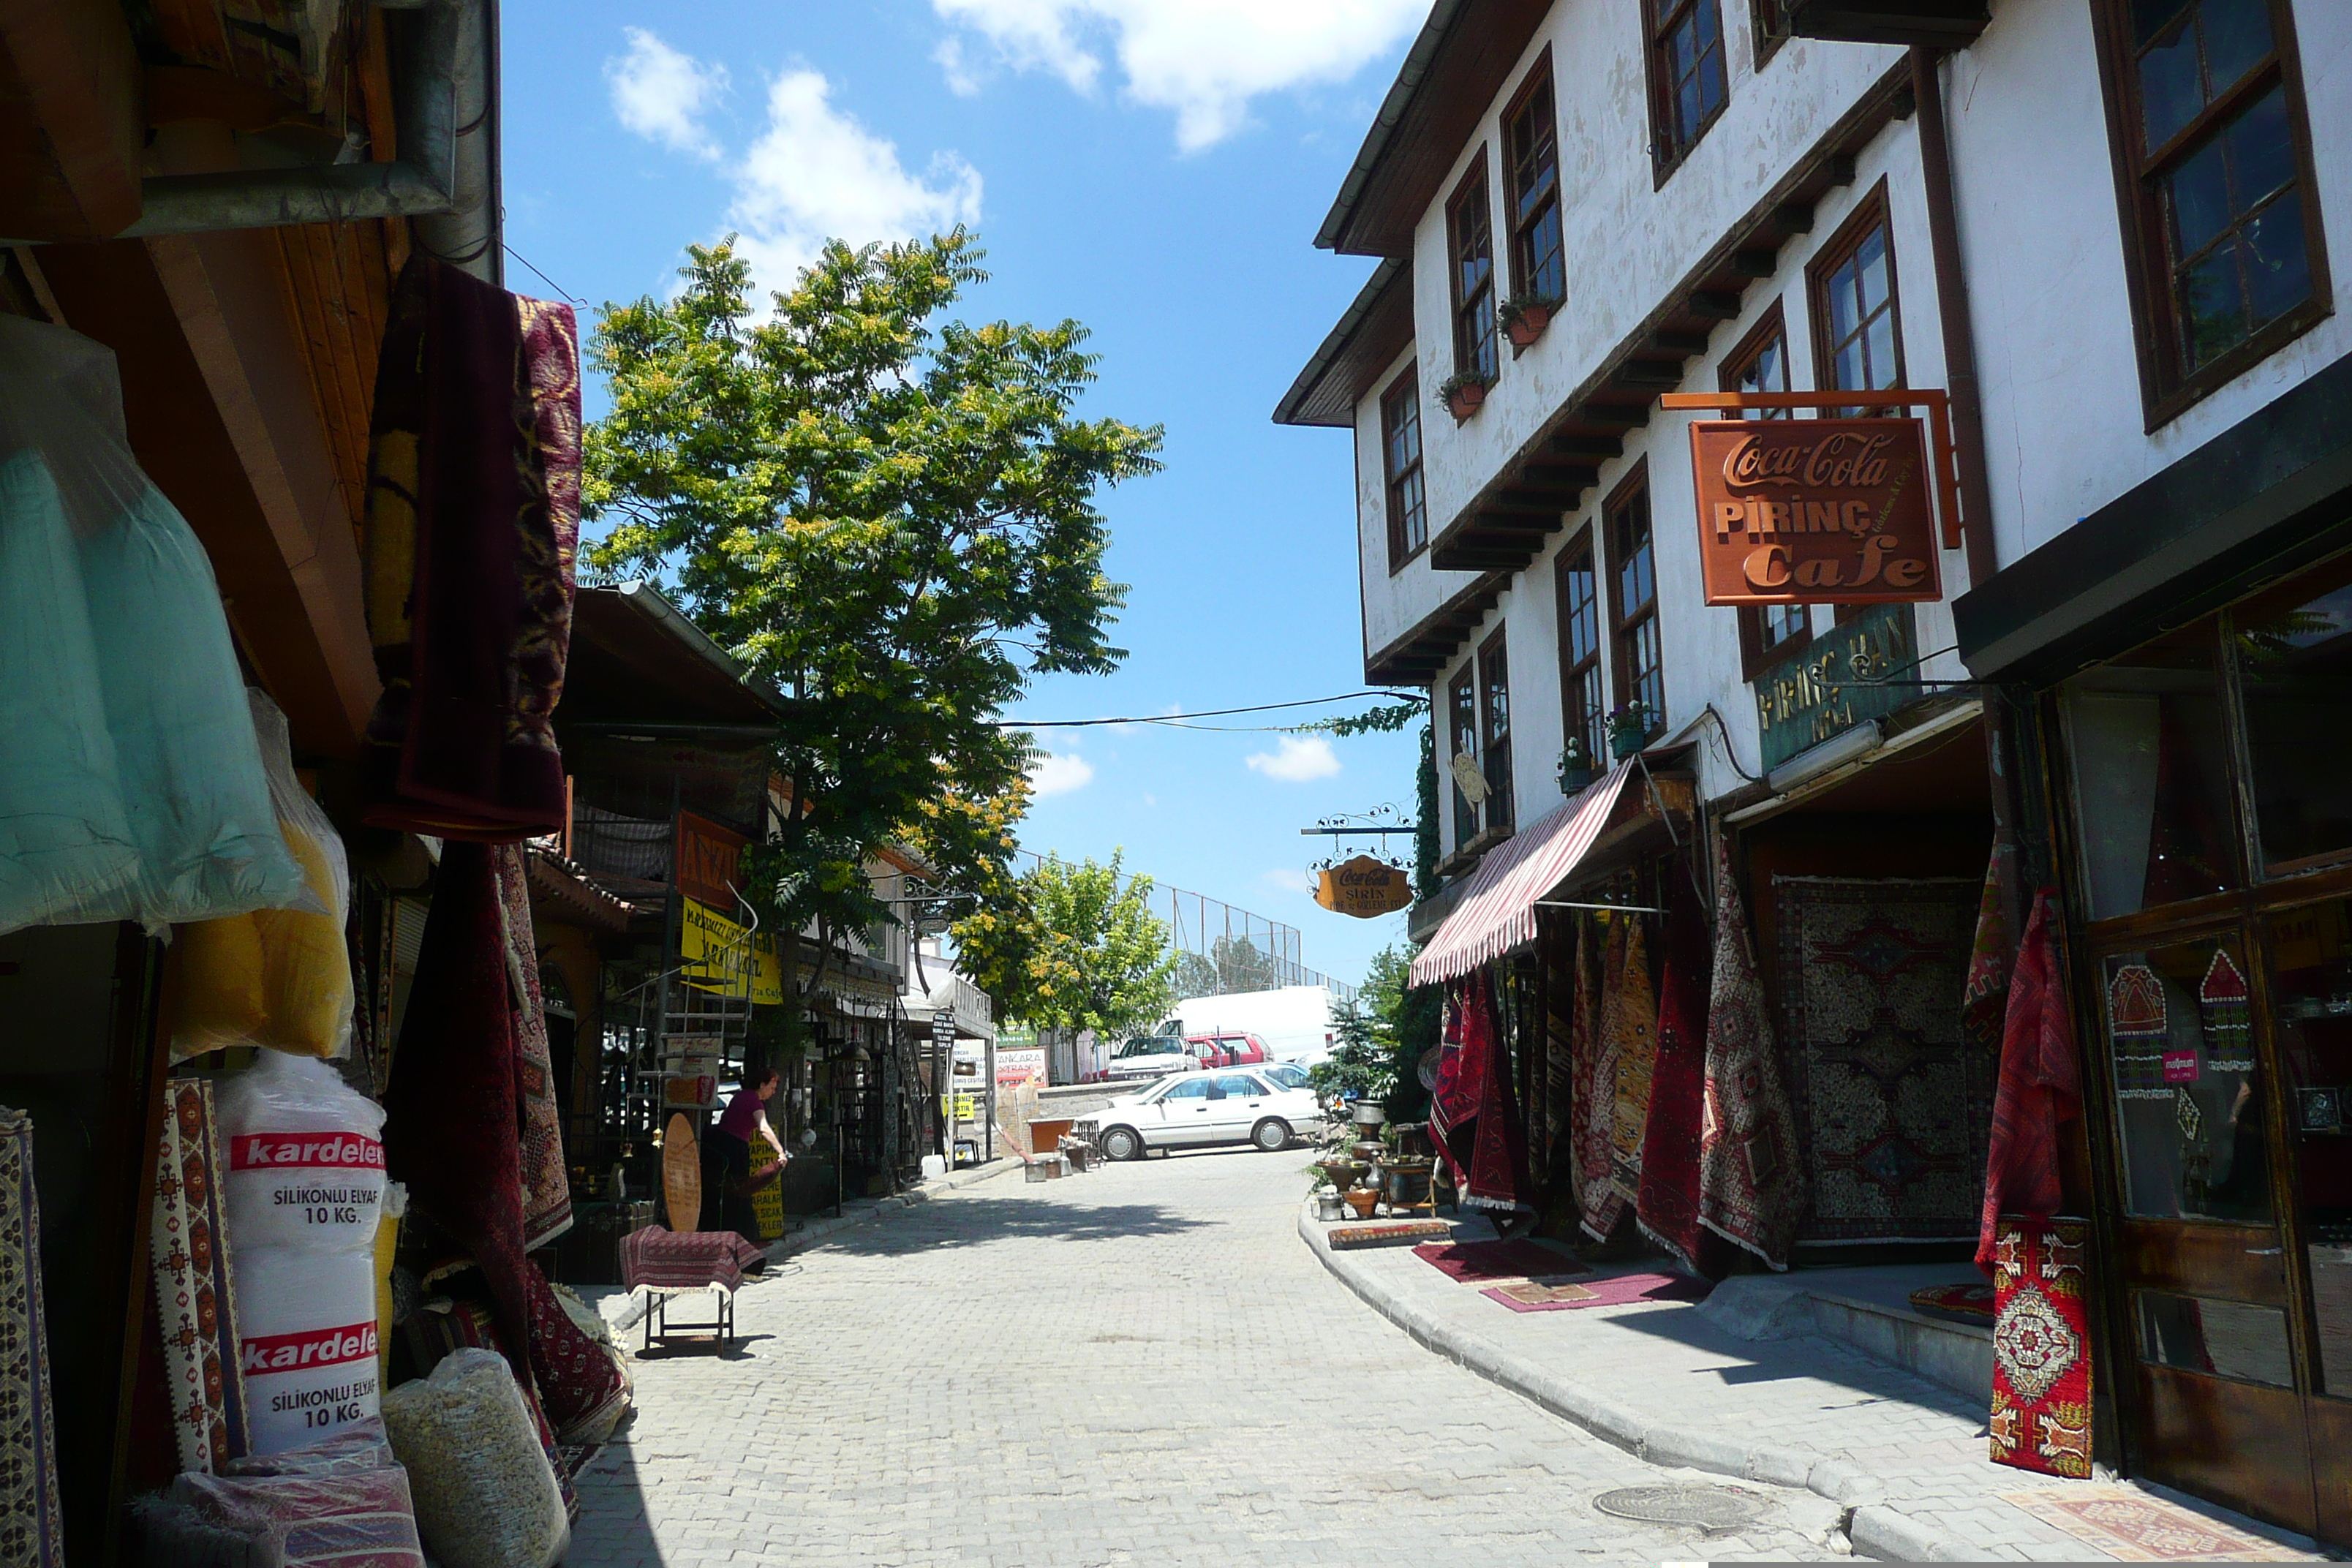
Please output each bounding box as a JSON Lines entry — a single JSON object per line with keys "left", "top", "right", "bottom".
{"left": 1480, "top": 629, "right": 1515, "bottom": 837}
{"left": 2093, "top": 0, "right": 2326, "bottom": 422}
{"left": 1381, "top": 370, "right": 1427, "bottom": 568}
{"left": 1607, "top": 468, "right": 1665, "bottom": 740}
{"left": 1556, "top": 530, "right": 1606, "bottom": 772}
{"left": 1749, "top": 0, "right": 1792, "bottom": 69}
{"left": 1647, "top": 0, "right": 1729, "bottom": 179}
{"left": 1721, "top": 306, "right": 1810, "bottom": 674}
{"left": 1449, "top": 666, "right": 1480, "bottom": 848}
{"left": 1504, "top": 61, "right": 1564, "bottom": 309}
{"left": 1810, "top": 186, "right": 1905, "bottom": 409}
{"left": 1447, "top": 155, "right": 1499, "bottom": 384}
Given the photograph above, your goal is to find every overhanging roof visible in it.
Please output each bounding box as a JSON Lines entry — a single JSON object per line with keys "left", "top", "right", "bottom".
{"left": 562, "top": 581, "right": 786, "bottom": 728}
{"left": 1273, "top": 257, "right": 1414, "bottom": 429}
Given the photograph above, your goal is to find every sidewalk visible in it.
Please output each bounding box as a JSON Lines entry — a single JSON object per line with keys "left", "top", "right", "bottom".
{"left": 1300, "top": 1206, "right": 2327, "bottom": 1563}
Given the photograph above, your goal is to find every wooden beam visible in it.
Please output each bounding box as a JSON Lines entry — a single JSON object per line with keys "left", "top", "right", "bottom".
{"left": 0, "top": 0, "right": 143, "bottom": 239}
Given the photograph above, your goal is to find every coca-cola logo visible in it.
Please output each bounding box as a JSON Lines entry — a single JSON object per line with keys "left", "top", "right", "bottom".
{"left": 228, "top": 1133, "right": 385, "bottom": 1172}
{"left": 1719, "top": 429, "right": 1896, "bottom": 491}
{"left": 241, "top": 1321, "right": 380, "bottom": 1374}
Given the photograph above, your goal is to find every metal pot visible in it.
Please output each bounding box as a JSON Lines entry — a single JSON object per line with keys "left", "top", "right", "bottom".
{"left": 1352, "top": 1101, "right": 1388, "bottom": 1128}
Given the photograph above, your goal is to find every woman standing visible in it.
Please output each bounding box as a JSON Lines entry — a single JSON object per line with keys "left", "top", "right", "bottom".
{"left": 712, "top": 1065, "right": 785, "bottom": 1240}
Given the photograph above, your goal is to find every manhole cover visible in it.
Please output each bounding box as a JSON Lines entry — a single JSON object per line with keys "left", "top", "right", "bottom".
{"left": 1592, "top": 1484, "right": 1770, "bottom": 1531}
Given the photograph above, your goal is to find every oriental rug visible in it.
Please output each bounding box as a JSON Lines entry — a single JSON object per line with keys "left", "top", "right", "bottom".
{"left": 494, "top": 843, "right": 571, "bottom": 1251}
{"left": 1979, "top": 891, "right": 2081, "bottom": 1271}
{"left": 1908, "top": 1282, "right": 1997, "bottom": 1323}
{"left": 1324, "top": 1220, "right": 1451, "bottom": 1249}
{"left": 1431, "top": 971, "right": 1533, "bottom": 1219}
{"left": 1989, "top": 1215, "right": 2095, "bottom": 1479}
{"left": 1775, "top": 876, "right": 1987, "bottom": 1244}
{"left": 152, "top": 1077, "right": 251, "bottom": 1472}
{"left": 1575, "top": 917, "right": 1640, "bottom": 1242}
{"left": 1411, "top": 1238, "right": 1589, "bottom": 1284}
{"left": 1480, "top": 1271, "right": 1713, "bottom": 1313}
{"left": 1606, "top": 918, "right": 1659, "bottom": 1212}
{"left": 1697, "top": 838, "right": 1803, "bottom": 1270}
{"left": 1961, "top": 845, "right": 2012, "bottom": 1055}
{"left": 1536, "top": 915, "right": 1579, "bottom": 1194}
{"left": 1999, "top": 1487, "right": 2311, "bottom": 1561}
{"left": 1638, "top": 869, "right": 1711, "bottom": 1267}
{"left": 0, "top": 1107, "right": 64, "bottom": 1567}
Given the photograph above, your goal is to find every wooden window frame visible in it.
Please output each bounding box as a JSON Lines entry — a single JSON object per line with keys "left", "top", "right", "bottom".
{"left": 1447, "top": 152, "right": 1499, "bottom": 385}
{"left": 1643, "top": 0, "right": 1730, "bottom": 186}
{"left": 1749, "top": 0, "right": 1791, "bottom": 72}
{"left": 1448, "top": 663, "right": 1480, "bottom": 850}
{"left": 1555, "top": 525, "right": 1607, "bottom": 771}
{"left": 2087, "top": 0, "right": 2332, "bottom": 430}
{"left": 1605, "top": 461, "right": 1666, "bottom": 742}
{"left": 1380, "top": 367, "right": 1428, "bottom": 571}
{"left": 1479, "top": 625, "right": 1514, "bottom": 837}
{"left": 1502, "top": 52, "right": 1565, "bottom": 311}
{"left": 1719, "top": 304, "right": 1813, "bottom": 676}
{"left": 1807, "top": 180, "right": 1907, "bottom": 411}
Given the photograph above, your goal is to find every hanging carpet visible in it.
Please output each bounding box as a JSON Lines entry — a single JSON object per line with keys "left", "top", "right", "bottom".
{"left": 1605, "top": 917, "right": 1659, "bottom": 1212}
{"left": 1637, "top": 867, "right": 1712, "bottom": 1267}
{"left": 1989, "top": 1215, "right": 2095, "bottom": 1479}
{"left": 151, "top": 1078, "right": 251, "bottom": 1472}
{"left": 1696, "top": 838, "right": 1805, "bottom": 1270}
{"left": 1575, "top": 916, "right": 1640, "bottom": 1242}
{"left": 494, "top": 843, "right": 572, "bottom": 1251}
{"left": 1776, "top": 876, "right": 1988, "bottom": 1244}
{"left": 0, "top": 1107, "right": 64, "bottom": 1567}
{"left": 1428, "top": 970, "right": 1533, "bottom": 1219}
{"left": 1978, "top": 889, "right": 2082, "bottom": 1273}
{"left": 1961, "top": 844, "right": 2011, "bottom": 1055}
{"left": 1537, "top": 916, "right": 1578, "bottom": 1194}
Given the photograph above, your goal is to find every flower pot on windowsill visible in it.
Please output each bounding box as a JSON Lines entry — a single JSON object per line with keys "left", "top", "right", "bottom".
{"left": 1606, "top": 705, "right": 1652, "bottom": 761}
{"left": 1504, "top": 302, "right": 1553, "bottom": 353}
{"left": 1438, "top": 376, "right": 1490, "bottom": 423}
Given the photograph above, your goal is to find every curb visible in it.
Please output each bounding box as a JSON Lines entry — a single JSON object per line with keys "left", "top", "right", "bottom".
{"left": 1296, "top": 1205, "right": 1961, "bottom": 1561}
{"left": 765, "top": 1157, "right": 1021, "bottom": 1263}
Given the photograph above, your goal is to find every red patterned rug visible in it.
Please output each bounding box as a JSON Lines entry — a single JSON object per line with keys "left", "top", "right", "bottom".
{"left": 2002, "top": 1486, "right": 2313, "bottom": 1561}
{"left": 1481, "top": 1270, "right": 1712, "bottom": 1313}
{"left": 1411, "top": 1238, "right": 1589, "bottom": 1284}
{"left": 1909, "top": 1282, "right": 1997, "bottom": 1323}
{"left": 1990, "top": 1215, "right": 2095, "bottom": 1478}
{"left": 1327, "top": 1220, "right": 1451, "bottom": 1249}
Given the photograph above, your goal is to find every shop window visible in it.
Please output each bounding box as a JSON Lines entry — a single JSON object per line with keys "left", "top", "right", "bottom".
{"left": 1450, "top": 666, "right": 1480, "bottom": 848}
{"left": 2261, "top": 896, "right": 2352, "bottom": 1392}
{"left": 1556, "top": 531, "right": 1607, "bottom": 772}
{"left": 2059, "top": 622, "right": 2239, "bottom": 922}
{"left": 1480, "top": 628, "right": 1514, "bottom": 837}
{"left": 1381, "top": 369, "right": 1428, "bottom": 569}
{"left": 1447, "top": 154, "right": 1499, "bottom": 386}
{"left": 2235, "top": 556, "right": 2352, "bottom": 873}
{"left": 1607, "top": 468, "right": 1665, "bottom": 741}
{"left": 1721, "top": 306, "right": 1810, "bottom": 675}
{"left": 2099, "top": 938, "right": 2271, "bottom": 1225}
{"left": 2136, "top": 1289, "right": 2296, "bottom": 1387}
{"left": 1646, "top": 0, "right": 1729, "bottom": 181}
{"left": 2092, "top": 0, "right": 2327, "bottom": 421}
{"left": 1504, "top": 59, "right": 1564, "bottom": 309}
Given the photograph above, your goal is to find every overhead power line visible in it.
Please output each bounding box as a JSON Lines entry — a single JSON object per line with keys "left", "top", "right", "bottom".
{"left": 993, "top": 690, "right": 1428, "bottom": 729}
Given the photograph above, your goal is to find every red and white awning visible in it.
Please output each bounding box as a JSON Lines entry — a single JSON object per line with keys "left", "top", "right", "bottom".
{"left": 1409, "top": 762, "right": 1635, "bottom": 989}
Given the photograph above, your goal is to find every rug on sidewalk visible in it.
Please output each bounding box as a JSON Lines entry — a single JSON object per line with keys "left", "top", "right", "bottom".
{"left": 1327, "top": 1219, "right": 1451, "bottom": 1249}
{"left": 1480, "top": 1270, "right": 1712, "bottom": 1313}
{"left": 1411, "top": 1238, "right": 1591, "bottom": 1284}
{"left": 2000, "top": 1487, "right": 2315, "bottom": 1561}
{"left": 1908, "top": 1281, "right": 1996, "bottom": 1323}
{"left": 1775, "top": 876, "right": 1988, "bottom": 1243}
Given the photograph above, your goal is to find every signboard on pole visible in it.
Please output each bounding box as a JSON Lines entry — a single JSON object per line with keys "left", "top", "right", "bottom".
{"left": 1315, "top": 854, "right": 1412, "bottom": 919}
{"left": 674, "top": 811, "right": 747, "bottom": 911}
{"left": 679, "top": 897, "right": 784, "bottom": 1005}
{"left": 1689, "top": 417, "right": 1942, "bottom": 606}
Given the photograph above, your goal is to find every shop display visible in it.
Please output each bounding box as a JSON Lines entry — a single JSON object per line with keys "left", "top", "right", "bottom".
{"left": 0, "top": 1107, "right": 64, "bottom": 1566}
{"left": 2108, "top": 962, "right": 2170, "bottom": 1098}
{"left": 1637, "top": 870, "right": 1711, "bottom": 1268}
{"left": 358, "top": 257, "right": 580, "bottom": 842}
{"left": 1428, "top": 970, "right": 1532, "bottom": 1218}
{"left": 1961, "top": 845, "right": 2011, "bottom": 1053}
{"left": 1776, "top": 875, "right": 1986, "bottom": 1243}
{"left": 1576, "top": 916, "right": 1637, "bottom": 1243}
{"left": 1606, "top": 916, "right": 1659, "bottom": 1210}
{"left": 380, "top": 1348, "right": 570, "bottom": 1568}
{"left": 1980, "top": 893, "right": 2081, "bottom": 1272}
{"left": 151, "top": 1078, "right": 252, "bottom": 1472}
{"left": 163, "top": 689, "right": 357, "bottom": 1060}
{"left": 0, "top": 316, "right": 304, "bottom": 938}
{"left": 1989, "top": 1216, "right": 2095, "bottom": 1479}
{"left": 2199, "top": 950, "right": 2255, "bottom": 1071}
{"left": 1696, "top": 838, "right": 1803, "bottom": 1270}
{"left": 494, "top": 844, "right": 572, "bottom": 1249}
{"left": 169, "top": 1422, "right": 425, "bottom": 1568}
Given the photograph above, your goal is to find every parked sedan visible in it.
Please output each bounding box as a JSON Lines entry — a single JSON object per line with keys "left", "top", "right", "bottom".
{"left": 1092, "top": 1068, "right": 1319, "bottom": 1161}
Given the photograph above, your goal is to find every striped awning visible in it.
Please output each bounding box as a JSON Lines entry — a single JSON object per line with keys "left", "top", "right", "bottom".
{"left": 1409, "top": 762, "right": 1635, "bottom": 988}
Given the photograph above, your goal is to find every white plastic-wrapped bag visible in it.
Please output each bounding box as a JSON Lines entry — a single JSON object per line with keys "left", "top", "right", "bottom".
{"left": 233, "top": 1244, "right": 382, "bottom": 1454}
{"left": 216, "top": 1050, "right": 387, "bottom": 1251}
{"left": 381, "top": 1348, "right": 570, "bottom": 1568}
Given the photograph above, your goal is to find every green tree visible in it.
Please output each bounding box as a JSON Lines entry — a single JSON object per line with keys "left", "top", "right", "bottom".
{"left": 582, "top": 233, "right": 1162, "bottom": 984}
{"left": 1362, "top": 945, "right": 1437, "bottom": 1122}
{"left": 1307, "top": 998, "right": 1395, "bottom": 1107}
{"left": 951, "top": 853, "right": 1176, "bottom": 1037}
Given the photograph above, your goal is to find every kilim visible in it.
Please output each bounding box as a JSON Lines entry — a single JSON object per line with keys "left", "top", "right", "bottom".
{"left": 1989, "top": 1215, "right": 2095, "bottom": 1479}
{"left": 1606, "top": 918, "right": 1659, "bottom": 1210}
{"left": 2109, "top": 962, "right": 2171, "bottom": 1099}
{"left": 0, "top": 1107, "right": 64, "bottom": 1566}
{"left": 1979, "top": 892, "right": 2081, "bottom": 1272}
{"left": 619, "top": 1224, "right": 767, "bottom": 1294}
{"left": 1537, "top": 914, "right": 1578, "bottom": 1194}
{"left": 1961, "top": 843, "right": 2010, "bottom": 1053}
{"left": 2199, "top": 949, "right": 2255, "bottom": 1071}
{"left": 152, "top": 1078, "right": 251, "bottom": 1471}
{"left": 1637, "top": 866, "right": 1711, "bottom": 1267}
{"left": 494, "top": 843, "right": 572, "bottom": 1251}
{"left": 1480, "top": 1270, "right": 1712, "bottom": 1313}
{"left": 2000, "top": 1485, "right": 2313, "bottom": 1561}
{"left": 1575, "top": 916, "right": 1638, "bottom": 1242}
{"left": 1695, "top": 837, "right": 1803, "bottom": 1270}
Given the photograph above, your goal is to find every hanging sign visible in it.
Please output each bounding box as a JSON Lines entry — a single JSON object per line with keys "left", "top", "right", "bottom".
{"left": 679, "top": 897, "right": 785, "bottom": 1005}
{"left": 1688, "top": 418, "right": 1942, "bottom": 605}
{"left": 1315, "top": 854, "right": 1413, "bottom": 919}
{"left": 674, "top": 810, "right": 747, "bottom": 911}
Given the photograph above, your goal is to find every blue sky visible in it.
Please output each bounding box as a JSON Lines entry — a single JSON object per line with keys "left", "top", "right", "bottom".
{"left": 502, "top": 0, "right": 1428, "bottom": 989}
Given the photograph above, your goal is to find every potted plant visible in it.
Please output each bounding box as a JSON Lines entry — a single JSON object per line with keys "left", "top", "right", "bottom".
{"left": 1499, "top": 293, "right": 1558, "bottom": 353}
{"left": 1557, "top": 735, "right": 1595, "bottom": 794}
{"left": 1607, "top": 699, "right": 1653, "bottom": 761}
{"left": 1436, "top": 371, "right": 1492, "bottom": 422}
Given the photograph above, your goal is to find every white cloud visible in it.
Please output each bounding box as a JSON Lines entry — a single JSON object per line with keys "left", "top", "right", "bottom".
{"left": 606, "top": 29, "right": 729, "bottom": 159}
{"left": 932, "top": 0, "right": 1427, "bottom": 151}
{"left": 1245, "top": 735, "right": 1341, "bottom": 783}
{"left": 1028, "top": 750, "right": 1096, "bottom": 797}
{"left": 1262, "top": 867, "right": 1318, "bottom": 896}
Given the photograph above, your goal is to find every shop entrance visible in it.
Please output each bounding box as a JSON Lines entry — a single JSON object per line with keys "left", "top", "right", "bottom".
{"left": 2053, "top": 549, "right": 2352, "bottom": 1541}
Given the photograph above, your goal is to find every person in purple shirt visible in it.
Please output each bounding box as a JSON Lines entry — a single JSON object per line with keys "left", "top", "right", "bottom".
{"left": 713, "top": 1066, "right": 785, "bottom": 1240}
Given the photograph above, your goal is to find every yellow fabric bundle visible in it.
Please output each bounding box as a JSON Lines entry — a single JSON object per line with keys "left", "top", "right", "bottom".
{"left": 162, "top": 814, "right": 353, "bottom": 1060}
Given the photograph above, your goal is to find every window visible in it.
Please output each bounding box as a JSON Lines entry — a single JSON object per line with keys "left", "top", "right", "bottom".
{"left": 2094, "top": 0, "right": 2327, "bottom": 421}
{"left": 1164, "top": 1079, "right": 1212, "bottom": 1101}
{"left": 1749, "top": 0, "right": 1792, "bottom": 68}
{"left": 1447, "top": 156, "right": 1499, "bottom": 385}
{"left": 1449, "top": 666, "right": 1480, "bottom": 848}
{"left": 1381, "top": 369, "right": 1427, "bottom": 568}
{"left": 1556, "top": 532, "right": 1606, "bottom": 772}
{"left": 1504, "top": 60, "right": 1564, "bottom": 309}
{"left": 1607, "top": 469, "right": 1664, "bottom": 739}
{"left": 1215, "top": 1075, "right": 1261, "bottom": 1099}
{"left": 1646, "top": 0, "right": 1728, "bottom": 178}
{"left": 1721, "top": 306, "right": 1811, "bottom": 676}
{"left": 1480, "top": 629, "right": 1514, "bottom": 836}
{"left": 1809, "top": 186, "right": 1905, "bottom": 412}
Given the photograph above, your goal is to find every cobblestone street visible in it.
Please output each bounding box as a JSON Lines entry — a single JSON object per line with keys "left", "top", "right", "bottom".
{"left": 572, "top": 1149, "right": 1848, "bottom": 1567}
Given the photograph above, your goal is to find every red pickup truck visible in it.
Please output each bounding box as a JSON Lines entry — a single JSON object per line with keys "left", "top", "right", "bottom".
{"left": 1185, "top": 1032, "right": 1270, "bottom": 1069}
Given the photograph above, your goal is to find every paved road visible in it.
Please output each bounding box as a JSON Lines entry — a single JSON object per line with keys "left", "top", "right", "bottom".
{"left": 571, "top": 1145, "right": 1845, "bottom": 1567}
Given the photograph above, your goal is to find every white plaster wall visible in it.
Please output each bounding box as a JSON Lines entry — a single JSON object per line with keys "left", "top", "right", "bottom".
{"left": 1948, "top": 0, "right": 2352, "bottom": 566}
{"left": 1356, "top": 342, "right": 1484, "bottom": 657}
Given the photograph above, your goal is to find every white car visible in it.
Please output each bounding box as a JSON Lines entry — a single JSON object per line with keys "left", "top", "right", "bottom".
{"left": 1091, "top": 1068, "right": 1319, "bottom": 1161}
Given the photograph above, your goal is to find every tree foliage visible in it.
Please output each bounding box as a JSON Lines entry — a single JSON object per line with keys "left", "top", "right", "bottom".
{"left": 1307, "top": 998, "right": 1395, "bottom": 1107}
{"left": 951, "top": 853, "right": 1176, "bottom": 1038}
{"left": 1362, "top": 945, "right": 1437, "bottom": 1123}
{"left": 582, "top": 234, "right": 1162, "bottom": 947}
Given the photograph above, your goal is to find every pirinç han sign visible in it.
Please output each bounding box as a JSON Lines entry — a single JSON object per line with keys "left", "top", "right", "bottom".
{"left": 1688, "top": 417, "right": 1942, "bottom": 606}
